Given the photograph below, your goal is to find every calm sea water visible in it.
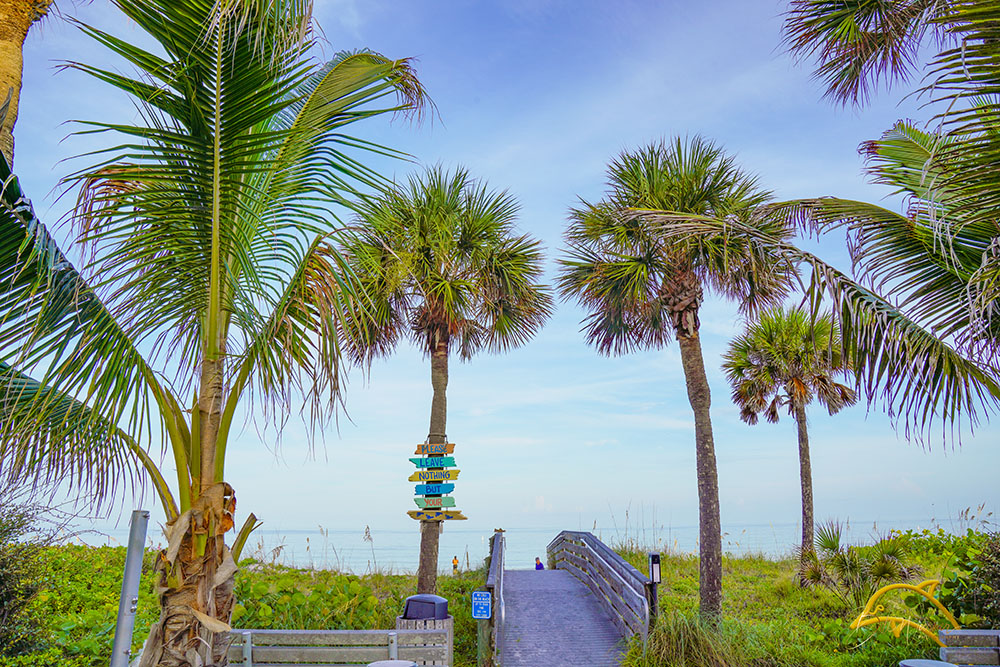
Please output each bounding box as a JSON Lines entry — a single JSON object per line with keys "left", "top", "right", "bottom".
{"left": 76, "top": 518, "right": 952, "bottom": 575}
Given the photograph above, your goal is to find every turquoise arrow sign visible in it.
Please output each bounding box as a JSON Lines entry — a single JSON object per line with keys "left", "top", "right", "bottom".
{"left": 415, "top": 483, "right": 454, "bottom": 495}
{"left": 409, "top": 456, "right": 456, "bottom": 468}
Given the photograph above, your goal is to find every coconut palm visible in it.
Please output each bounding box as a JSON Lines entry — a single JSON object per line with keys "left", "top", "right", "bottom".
{"left": 1, "top": 0, "right": 55, "bottom": 163}
{"left": 343, "top": 165, "right": 553, "bottom": 595}
{"left": 782, "top": 0, "right": 950, "bottom": 106}
{"left": 558, "top": 136, "right": 798, "bottom": 622}
{"left": 722, "top": 307, "right": 857, "bottom": 562}
{"left": 783, "top": 0, "right": 1000, "bottom": 365}
{"left": 0, "top": 0, "right": 428, "bottom": 663}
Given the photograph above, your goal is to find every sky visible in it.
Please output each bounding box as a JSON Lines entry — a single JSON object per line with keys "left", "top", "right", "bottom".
{"left": 12, "top": 0, "right": 999, "bottom": 560}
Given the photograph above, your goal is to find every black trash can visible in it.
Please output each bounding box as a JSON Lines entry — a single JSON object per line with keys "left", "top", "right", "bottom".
{"left": 401, "top": 594, "right": 449, "bottom": 620}
{"left": 396, "top": 594, "right": 453, "bottom": 665}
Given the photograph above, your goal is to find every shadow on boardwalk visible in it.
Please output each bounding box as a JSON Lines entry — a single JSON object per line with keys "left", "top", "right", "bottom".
{"left": 499, "top": 569, "right": 625, "bottom": 667}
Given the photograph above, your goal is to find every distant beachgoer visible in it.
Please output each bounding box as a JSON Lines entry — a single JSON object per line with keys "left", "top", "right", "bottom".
{"left": 535, "top": 557, "right": 544, "bottom": 570}
{"left": 452, "top": 555, "right": 459, "bottom": 574}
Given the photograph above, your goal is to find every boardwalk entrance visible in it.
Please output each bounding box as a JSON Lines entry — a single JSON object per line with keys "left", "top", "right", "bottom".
{"left": 499, "top": 569, "right": 625, "bottom": 666}
{"left": 481, "top": 530, "right": 654, "bottom": 667}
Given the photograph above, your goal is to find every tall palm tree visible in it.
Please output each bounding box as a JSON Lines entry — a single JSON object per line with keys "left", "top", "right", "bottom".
{"left": 343, "top": 165, "right": 553, "bottom": 595}
{"left": 0, "top": 0, "right": 428, "bottom": 664}
{"left": 722, "top": 307, "right": 857, "bottom": 562}
{"left": 557, "top": 137, "right": 797, "bottom": 622}
{"left": 1, "top": 0, "right": 55, "bottom": 163}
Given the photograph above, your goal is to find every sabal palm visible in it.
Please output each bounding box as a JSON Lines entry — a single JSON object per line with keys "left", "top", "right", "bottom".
{"left": 0, "top": 0, "right": 427, "bottom": 664}
{"left": 558, "top": 136, "right": 796, "bottom": 622}
{"left": 344, "top": 165, "right": 553, "bottom": 594}
{"left": 722, "top": 307, "right": 857, "bottom": 561}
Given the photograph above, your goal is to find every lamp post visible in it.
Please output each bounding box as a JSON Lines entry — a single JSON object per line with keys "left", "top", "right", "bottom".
{"left": 646, "top": 552, "right": 661, "bottom": 631}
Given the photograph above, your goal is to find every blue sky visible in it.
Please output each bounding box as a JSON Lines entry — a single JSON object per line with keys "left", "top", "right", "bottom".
{"left": 13, "top": 1, "right": 999, "bottom": 550}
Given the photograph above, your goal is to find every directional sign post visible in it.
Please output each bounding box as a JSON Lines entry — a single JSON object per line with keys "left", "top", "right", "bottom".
{"left": 471, "top": 591, "right": 491, "bottom": 620}
{"left": 407, "top": 442, "right": 466, "bottom": 521}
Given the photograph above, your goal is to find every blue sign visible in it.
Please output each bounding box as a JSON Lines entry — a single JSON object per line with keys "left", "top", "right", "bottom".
{"left": 415, "top": 483, "right": 455, "bottom": 496}
{"left": 471, "top": 591, "right": 491, "bottom": 620}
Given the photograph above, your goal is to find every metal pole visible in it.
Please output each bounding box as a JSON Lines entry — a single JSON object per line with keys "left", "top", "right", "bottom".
{"left": 110, "top": 510, "right": 149, "bottom": 667}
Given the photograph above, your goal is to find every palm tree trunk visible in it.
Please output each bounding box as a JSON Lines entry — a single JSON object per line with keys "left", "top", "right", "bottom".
{"left": 139, "top": 352, "right": 235, "bottom": 666}
{"left": 138, "top": 483, "right": 238, "bottom": 667}
{"left": 676, "top": 331, "right": 723, "bottom": 624}
{"left": 417, "top": 335, "right": 448, "bottom": 594}
{"left": 0, "top": 0, "right": 52, "bottom": 165}
{"left": 793, "top": 401, "right": 814, "bottom": 565}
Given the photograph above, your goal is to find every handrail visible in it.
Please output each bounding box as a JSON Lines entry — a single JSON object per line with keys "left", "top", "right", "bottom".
{"left": 546, "top": 530, "right": 653, "bottom": 640}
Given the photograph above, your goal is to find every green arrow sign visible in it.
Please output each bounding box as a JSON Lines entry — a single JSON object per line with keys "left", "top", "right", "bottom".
{"left": 409, "top": 456, "right": 457, "bottom": 468}
{"left": 414, "top": 497, "right": 457, "bottom": 509}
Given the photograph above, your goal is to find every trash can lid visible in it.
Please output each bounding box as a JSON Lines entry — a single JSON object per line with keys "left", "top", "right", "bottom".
{"left": 404, "top": 593, "right": 447, "bottom": 603}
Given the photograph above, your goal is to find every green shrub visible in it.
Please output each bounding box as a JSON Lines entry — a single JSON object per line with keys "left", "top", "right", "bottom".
{"left": 800, "top": 521, "right": 920, "bottom": 610}
{"left": 900, "top": 527, "right": 999, "bottom": 628}
{"left": 0, "top": 502, "right": 49, "bottom": 656}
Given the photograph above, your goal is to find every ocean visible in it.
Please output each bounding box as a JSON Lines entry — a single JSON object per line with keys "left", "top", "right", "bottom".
{"left": 73, "top": 517, "right": 953, "bottom": 575}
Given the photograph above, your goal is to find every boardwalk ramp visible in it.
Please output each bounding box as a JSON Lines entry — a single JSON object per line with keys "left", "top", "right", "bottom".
{"left": 493, "top": 531, "right": 653, "bottom": 667}
{"left": 499, "top": 568, "right": 625, "bottom": 666}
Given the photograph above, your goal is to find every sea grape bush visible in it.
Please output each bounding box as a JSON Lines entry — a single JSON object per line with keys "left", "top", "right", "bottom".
{"left": 231, "top": 565, "right": 385, "bottom": 629}
{"left": 902, "top": 528, "right": 1000, "bottom": 628}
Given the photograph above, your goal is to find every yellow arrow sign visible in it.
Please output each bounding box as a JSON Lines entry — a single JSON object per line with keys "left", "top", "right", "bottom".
{"left": 407, "top": 469, "right": 461, "bottom": 482}
{"left": 413, "top": 443, "right": 456, "bottom": 456}
{"left": 407, "top": 509, "right": 467, "bottom": 521}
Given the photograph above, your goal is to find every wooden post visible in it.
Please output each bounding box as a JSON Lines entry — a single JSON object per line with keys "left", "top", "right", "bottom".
{"left": 645, "top": 581, "right": 659, "bottom": 633}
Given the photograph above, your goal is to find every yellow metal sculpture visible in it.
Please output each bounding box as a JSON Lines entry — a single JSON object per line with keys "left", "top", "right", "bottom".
{"left": 850, "top": 580, "right": 960, "bottom": 646}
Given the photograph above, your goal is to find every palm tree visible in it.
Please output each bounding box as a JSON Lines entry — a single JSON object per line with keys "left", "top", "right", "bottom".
{"left": 1, "top": 0, "right": 55, "bottom": 163}
{"left": 557, "top": 136, "right": 797, "bottom": 622}
{"left": 0, "top": 0, "right": 428, "bottom": 663}
{"left": 343, "top": 165, "right": 553, "bottom": 595}
{"left": 722, "top": 307, "right": 857, "bottom": 563}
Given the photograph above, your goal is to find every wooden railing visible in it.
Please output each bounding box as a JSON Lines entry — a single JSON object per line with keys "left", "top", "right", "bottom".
{"left": 478, "top": 529, "right": 505, "bottom": 666}
{"left": 227, "top": 628, "right": 451, "bottom": 666}
{"left": 546, "top": 531, "right": 653, "bottom": 640}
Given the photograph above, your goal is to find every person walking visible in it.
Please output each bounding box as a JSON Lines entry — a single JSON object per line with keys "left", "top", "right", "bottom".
{"left": 534, "top": 557, "right": 544, "bottom": 570}
{"left": 452, "top": 555, "right": 459, "bottom": 575}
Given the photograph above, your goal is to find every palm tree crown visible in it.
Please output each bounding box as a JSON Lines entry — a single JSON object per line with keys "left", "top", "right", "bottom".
{"left": 345, "top": 165, "right": 553, "bottom": 362}
{"left": 559, "top": 137, "right": 795, "bottom": 353}
{"left": 723, "top": 307, "right": 857, "bottom": 425}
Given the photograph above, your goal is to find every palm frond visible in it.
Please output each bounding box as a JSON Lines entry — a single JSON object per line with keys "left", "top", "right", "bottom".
{"left": 782, "top": 0, "right": 951, "bottom": 106}
{"left": 644, "top": 212, "right": 1000, "bottom": 443}
{"left": 0, "top": 155, "right": 179, "bottom": 506}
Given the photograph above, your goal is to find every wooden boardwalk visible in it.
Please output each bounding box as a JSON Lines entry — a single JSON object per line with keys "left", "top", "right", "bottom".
{"left": 498, "top": 569, "right": 625, "bottom": 666}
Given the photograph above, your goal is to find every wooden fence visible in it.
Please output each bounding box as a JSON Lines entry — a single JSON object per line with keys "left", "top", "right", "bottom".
{"left": 546, "top": 530, "right": 652, "bottom": 640}
{"left": 227, "top": 628, "right": 450, "bottom": 666}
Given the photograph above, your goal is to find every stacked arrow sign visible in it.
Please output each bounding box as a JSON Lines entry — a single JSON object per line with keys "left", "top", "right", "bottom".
{"left": 407, "top": 442, "right": 467, "bottom": 521}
